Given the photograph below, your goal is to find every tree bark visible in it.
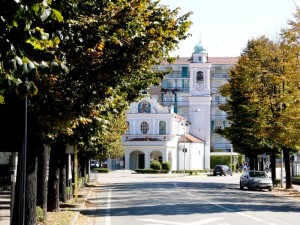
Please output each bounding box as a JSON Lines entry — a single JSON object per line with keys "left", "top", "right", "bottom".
{"left": 271, "top": 149, "right": 276, "bottom": 182}
{"left": 37, "top": 145, "right": 48, "bottom": 221}
{"left": 79, "top": 154, "right": 86, "bottom": 184}
{"left": 25, "top": 147, "right": 38, "bottom": 225}
{"left": 59, "top": 153, "right": 67, "bottom": 203}
{"left": 47, "top": 141, "right": 65, "bottom": 212}
{"left": 283, "top": 147, "right": 293, "bottom": 189}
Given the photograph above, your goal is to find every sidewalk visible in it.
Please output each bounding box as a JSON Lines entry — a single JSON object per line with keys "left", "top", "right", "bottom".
{"left": 0, "top": 187, "right": 10, "bottom": 225}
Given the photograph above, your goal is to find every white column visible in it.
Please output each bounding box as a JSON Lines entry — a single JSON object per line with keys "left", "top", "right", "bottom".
{"left": 144, "top": 151, "right": 151, "bottom": 169}
{"left": 125, "top": 150, "right": 130, "bottom": 170}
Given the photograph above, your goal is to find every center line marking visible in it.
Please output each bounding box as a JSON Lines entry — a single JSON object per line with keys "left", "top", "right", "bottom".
{"left": 105, "top": 189, "right": 112, "bottom": 225}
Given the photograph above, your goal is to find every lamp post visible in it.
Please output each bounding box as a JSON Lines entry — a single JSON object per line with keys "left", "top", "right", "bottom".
{"left": 230, "top": 145, "right": 233, "bottom": 172}
{"left": 182, "top": 125, "right": 188, "bottom": 176}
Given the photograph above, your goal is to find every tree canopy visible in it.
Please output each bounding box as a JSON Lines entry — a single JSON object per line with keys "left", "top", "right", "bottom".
{"left": 218, "top": 8, "right": 300, "bottom": 188}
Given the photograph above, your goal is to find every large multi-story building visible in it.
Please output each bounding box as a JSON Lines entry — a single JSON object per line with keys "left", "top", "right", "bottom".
{"left": 149, "top": 42, "right": 238, "bottom": 153}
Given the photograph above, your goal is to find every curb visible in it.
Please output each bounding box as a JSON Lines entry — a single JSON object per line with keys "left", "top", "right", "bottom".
{"left": 68, "top": 211, "right": 79, "bottom": 225}
{"left": 67, "top": 186, "right": 93, "bottom": 225}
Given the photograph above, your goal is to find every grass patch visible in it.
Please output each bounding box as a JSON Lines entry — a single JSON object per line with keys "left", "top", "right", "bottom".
{"left": 38, "top": 211, "right": 77, "bottom": 225}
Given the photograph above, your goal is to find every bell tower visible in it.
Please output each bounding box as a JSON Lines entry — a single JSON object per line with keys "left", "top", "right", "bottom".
{"left": 192, "top": 39, "right": 208, "bottom": 63}
{"left": 188, "top": 39, "right": 212, "bottom": 170}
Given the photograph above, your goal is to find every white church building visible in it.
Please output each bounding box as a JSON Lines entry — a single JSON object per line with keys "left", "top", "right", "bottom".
{"left": 107, "top": 97, "right": 207, "bottom": 171}
{"left": 108, "top": 41, "right": 236, "bottom": 171}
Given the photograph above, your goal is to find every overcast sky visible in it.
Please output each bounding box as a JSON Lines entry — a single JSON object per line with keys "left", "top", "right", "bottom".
{"left": 159, "top": 0, "right": 300, "bottom": 57}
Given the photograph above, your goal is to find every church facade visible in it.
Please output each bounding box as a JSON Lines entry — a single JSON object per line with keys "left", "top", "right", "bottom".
{"left": 108, "top": 97, "right": 207, "bottom": 171}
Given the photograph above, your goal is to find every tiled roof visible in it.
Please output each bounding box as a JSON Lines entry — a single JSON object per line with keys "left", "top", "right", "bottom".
{"left": 161, "top": 56, "right": 239, "bottom": 65}
{"left": 179, "top": 134, "right": 204, "bottom": 143}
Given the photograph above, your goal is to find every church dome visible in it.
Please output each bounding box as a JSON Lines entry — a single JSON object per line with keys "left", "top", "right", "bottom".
{"left": 194, "top": 42, "right": 206, "bottom": 53}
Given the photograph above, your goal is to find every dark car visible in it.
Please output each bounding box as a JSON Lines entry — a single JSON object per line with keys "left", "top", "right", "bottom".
{"left": 240, "top": 170, "right": 273, "bottom": 191}
{"left": 213, "top": 165, "right": 232, "bottom": 176}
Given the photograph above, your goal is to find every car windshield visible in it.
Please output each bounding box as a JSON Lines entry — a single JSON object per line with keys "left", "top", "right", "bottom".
{"left": 249, "top": 171, "right": 268, "bottom": 178}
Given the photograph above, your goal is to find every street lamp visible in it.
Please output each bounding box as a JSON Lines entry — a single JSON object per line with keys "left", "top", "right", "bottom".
{"left": 230, "top": 145, "right": 233, "bottom": 172}
{"left": 181, "top": 124, "right": 188, "bottom": 176}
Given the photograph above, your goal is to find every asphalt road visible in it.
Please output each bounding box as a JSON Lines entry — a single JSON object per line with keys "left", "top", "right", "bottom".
{"left": 89, "top": 172, "right": 300, "bottom": 225}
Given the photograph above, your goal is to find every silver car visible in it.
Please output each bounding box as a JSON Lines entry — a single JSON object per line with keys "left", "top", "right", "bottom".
{"left": 240, "top": 170, "right": 273, "bottom": 191}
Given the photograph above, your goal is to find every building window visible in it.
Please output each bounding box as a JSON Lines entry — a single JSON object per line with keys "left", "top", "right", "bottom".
{"left": 140, "top": 121, "right": 149, "bottom": 134}
{"left": 196, "top": 71, "right": 204, "bottom": 83}
{"left": 159, "top": 121, "right": 166, "bottom": 135}
{"left": 126, "top": 121, "right": 130, "bottom": 134}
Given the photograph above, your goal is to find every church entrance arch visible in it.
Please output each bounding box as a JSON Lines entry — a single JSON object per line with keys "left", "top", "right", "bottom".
{"left": 150, "top": 151, "right": 163, "bottom": 163}
{"left": 130, "top": 151, "right": 145, "bottom": 170}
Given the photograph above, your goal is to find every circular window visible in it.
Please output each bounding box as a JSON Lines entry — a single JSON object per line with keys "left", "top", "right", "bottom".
{"left": 140, "top": 121, "right": 149, "bottom": 134}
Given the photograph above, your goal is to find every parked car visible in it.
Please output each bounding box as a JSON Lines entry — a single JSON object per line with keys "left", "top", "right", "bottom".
{"left": 213, "top": 165, "right": 232, "bottom": 176}
{"left": 240, "top": 170, "right": 273, "bottom": 191}
{"left": 90, "top": 160, "right": 100, "bottom": 167}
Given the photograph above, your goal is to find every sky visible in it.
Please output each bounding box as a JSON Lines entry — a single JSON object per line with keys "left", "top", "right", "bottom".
{"left": 159, "top": 0, "right": 300, "bottom": 57}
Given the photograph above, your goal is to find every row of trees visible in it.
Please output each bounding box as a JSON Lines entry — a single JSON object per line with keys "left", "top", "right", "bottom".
{"left": 0, "top": 0, "right": 192, "bottom": 224}
{"left": 218, "top": 8, "right": 300, "bottom": 189}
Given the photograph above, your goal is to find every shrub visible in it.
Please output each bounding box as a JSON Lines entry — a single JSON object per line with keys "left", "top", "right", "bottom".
{"left": 93, "top": 168, "right": 110, "bottom": 173}
{"left": 161, "top": 162, "right": 171, "bottom": 172}
{"left": 134, "top": 169, "right": 168, "bottom": 174}
{"left": 273, "top": 178, "right": 281, "bottom": 186}
{"left": 150, "top": 160, "right": 162, "bottom": 170}
{"left": 36, "top": 206, "right": 44, "bottom": 222}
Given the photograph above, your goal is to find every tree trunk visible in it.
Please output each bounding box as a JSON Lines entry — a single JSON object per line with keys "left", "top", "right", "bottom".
{"left": 25, "top": 147, "right": 38, "bottom": 225}
{"left": 59, "top": 153, "right": 67, "bottom": 203}
{"left": 283, "top": 148, "right": 293, "bottom": 189}
{"left": 79, "top": 154, "right": 86, "bottom": 184}
{"left": 248, "top": 152, "right": 255, "bottom": 170}
{"left": 37, "top": 145, "right": 48, "bottom": 221}
{"left": 271, "top": 149, "right": 276, "bottom": 182}
{"left": 47, "top": 141, "right": 65, "bottom": 212}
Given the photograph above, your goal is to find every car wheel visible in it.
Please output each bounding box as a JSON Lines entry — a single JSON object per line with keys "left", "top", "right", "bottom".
{"left": 268, "top": 187, "right": 273, "bottom": 191}
{"left": 224, "top": 173, "right": 227, "bottom": 176}
{"left": 240, "top": 182, "right": 243, "bottom": 190}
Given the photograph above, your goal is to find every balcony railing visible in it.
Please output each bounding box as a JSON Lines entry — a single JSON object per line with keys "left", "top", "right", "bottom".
{"left": 211, "top": 115, "right": 228, "bottom": 121}
{"left": 164, "top": 74, "right": 190, "bottom": 79}
{"left": 162, "top": 101, "right": 189, "bottom": 107}
{"left": 211, "top": 74, "right": 229, "bottom": 79}
{"left": 161, "top": 87, "right": 189, "bottom": 93}
{"left": 211, "top": 100, "right": 226, "bottom": 106}
{"left": 122, "top": 134, "right": 177, "bottom": 146}
{"left": 211, "top": 143, "right": 232, "bottom": 152}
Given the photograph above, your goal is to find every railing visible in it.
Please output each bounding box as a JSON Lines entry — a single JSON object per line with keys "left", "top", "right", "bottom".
{"left": 162, "top": 101, "right": 189, "bottom": 107}
{"left": 164, "top": 74, "right": 190, "bottom": 79}
{"left": 211, "top": 115, "right": 228, "bottom": 121}
{"left": 122, "top": 134, "right": 177, "bottom": 146}
{"left": 211, "top": 143, "right": 232, "bottom": 152}
{"left": 211, "top": 74, "right": 229, "bottom": 79}
{"left": 161, "top": 87, "right": 190, "bottom": 93}
{"left": 211, "top": 100, "right": 226, "bottom": 106}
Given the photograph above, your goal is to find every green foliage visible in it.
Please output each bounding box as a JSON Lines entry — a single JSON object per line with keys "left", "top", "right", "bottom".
{"left": 210, "top": 155, "right": 231, "bottom": 169}
{"left": 36, "top": 206, "right": 44, "bottom": 222}
{"left": 161, "top": 162, "right": 171, "bottom": 172}
{"left": 134, "top": 169, "right": 168, "bottom": 174}
{"left": 150, "top": 160, "right": 162, "bottom": 170}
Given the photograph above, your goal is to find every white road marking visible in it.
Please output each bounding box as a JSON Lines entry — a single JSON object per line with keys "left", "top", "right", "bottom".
{"left": 138, "top": 218, "right": 223, "bottom": 225}
{"left": 174, "top": 183, "right": 276, "bottom": 224}
{"left": 237, "top": 212, "right": 262, "bottom": 222}
{"left": 105, "top": 189, "right": 112, "bottom": 225}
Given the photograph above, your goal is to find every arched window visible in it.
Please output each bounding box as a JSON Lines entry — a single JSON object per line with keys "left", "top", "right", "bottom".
{"left": 159, "top": 121, "right": 166, "bottom": 135}
{"left": 140, "top": 121, "right": 149, "bottom": 134}
{"left": 196, "top": 71, "right": 204, "bottom": 83}
{"left": 126, "top": 121, "right": 130, "bottom": 134}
